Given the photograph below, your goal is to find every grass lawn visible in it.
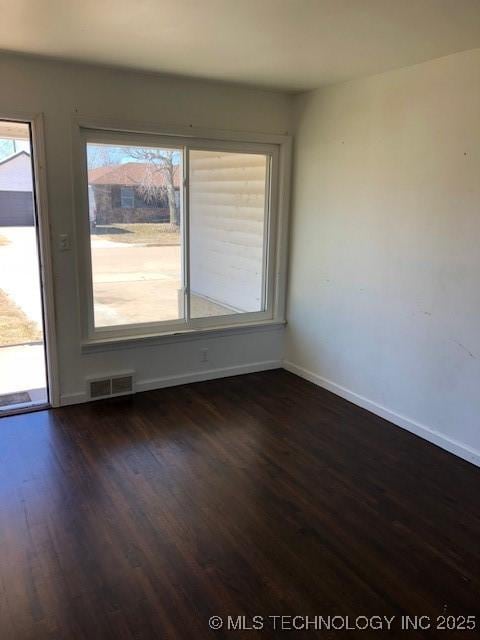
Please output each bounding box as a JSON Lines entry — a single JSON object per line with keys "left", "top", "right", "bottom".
{"left": 93, "top": 223, "right": 180, "bottom": 246}
{"left": 0, "top": 289, "right": 42, "bottom": 346}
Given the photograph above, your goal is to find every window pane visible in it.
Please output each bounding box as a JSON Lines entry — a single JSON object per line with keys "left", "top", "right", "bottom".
{"left": 86, "top": 141, "right": 183, "bottom": 327}
{"left": 189, "top": 150, "right": 268, "bottom": 318}
{"left": 120, "top": 186, "right": 134, "bottom": 208}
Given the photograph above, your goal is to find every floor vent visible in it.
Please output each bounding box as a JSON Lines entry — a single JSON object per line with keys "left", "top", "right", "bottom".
{"left": 112, "top": 375, "right": 133, "bottom": 395}
{"left": 88, "top": 373, "right": 135, "bottom": 400}
{"left": 89, "top": 379, "right": 111, "bottom": 399}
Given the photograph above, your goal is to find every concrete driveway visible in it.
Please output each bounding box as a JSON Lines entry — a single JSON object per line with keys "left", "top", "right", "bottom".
{"left": 0, "top": 229, "right": 184, "bottom": 330}
{"left": 91, "top": 239, "right": 183, "bottom": 326}
{"left": 0, "top": 227, "right": 44, "bottom": 326}
{"left": 90, "top": 238, "right": 234, "bottom": 325}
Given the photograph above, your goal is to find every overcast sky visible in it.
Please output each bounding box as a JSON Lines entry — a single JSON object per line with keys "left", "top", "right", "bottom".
{"left": 0, "top": 138, "right": 30, "bottom": 161}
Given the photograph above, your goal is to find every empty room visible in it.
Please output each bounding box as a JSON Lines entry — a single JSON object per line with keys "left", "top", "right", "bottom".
{"left": 0, "top": 1, "right": 479, "bottom": 638}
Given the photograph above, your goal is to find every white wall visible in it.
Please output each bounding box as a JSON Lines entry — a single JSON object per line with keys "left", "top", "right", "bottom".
{"left": 286, "top": 48, "right": 480, "bottom": 466}
{"left": 0, "top": 152, "right": 33, "bottom": 191}
{"left": 0, "top": 52, "right": 291, "bottom": 403}
{"left": 190, "top": 150, "right": 267, "bottom": 312}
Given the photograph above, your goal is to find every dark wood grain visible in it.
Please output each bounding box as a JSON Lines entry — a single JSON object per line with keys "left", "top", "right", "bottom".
{"left": 0, "top": 369, "right": 478, "bottom": 639}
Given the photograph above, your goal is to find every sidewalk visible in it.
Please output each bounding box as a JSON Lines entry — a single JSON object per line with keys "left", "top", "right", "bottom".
{"left": 0, "top": 343, "right": 47, "bottom": 405}
{"left": 0, "top": 226, "right": 47, "bottom": 405}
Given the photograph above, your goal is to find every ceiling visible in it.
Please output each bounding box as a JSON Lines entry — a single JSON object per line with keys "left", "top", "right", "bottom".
{"left": 1, "top": 0, "right": 480, "bottom": 92}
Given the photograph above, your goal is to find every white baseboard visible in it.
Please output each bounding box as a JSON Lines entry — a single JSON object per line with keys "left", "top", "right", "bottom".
{"left": 136, "top": 360, "right": 281, "bottom": 393}
{"left": 60, "top": 360, "right": 281, "bottom": 406}
{"left": 59, "top": 391, "right": 88, "bottom": 406}
{"left": 283, "top": 360, "right": 480, "bottom": 468}
{"left": 59, "top": 358, "right": 480, "bottom": 469}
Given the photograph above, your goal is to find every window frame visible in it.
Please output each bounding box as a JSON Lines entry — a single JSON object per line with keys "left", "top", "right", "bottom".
{"left": 73, "top": 119, "right": 291, "bottom": 347}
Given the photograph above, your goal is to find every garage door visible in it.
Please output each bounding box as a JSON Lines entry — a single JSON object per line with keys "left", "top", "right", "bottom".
{"left": 0, "top": 191, "right": 34, "bottom": 226}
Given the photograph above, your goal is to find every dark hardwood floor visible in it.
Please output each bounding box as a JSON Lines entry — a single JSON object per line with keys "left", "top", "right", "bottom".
{"left": 0, "top": 369, "right": 479, "bottom": 639}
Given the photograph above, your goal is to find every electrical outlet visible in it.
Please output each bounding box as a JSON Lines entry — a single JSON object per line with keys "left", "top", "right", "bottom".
{"left": 59, "top": 234, "right": 70, "bottom": 251}
{"left": 200, "top": 348, "right": 209, "bottom": 363}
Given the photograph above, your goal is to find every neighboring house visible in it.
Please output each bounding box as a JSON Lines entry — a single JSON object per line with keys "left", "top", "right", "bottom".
{"left": 189, "top": 150, "right": 267, "bottom": 313}
{"left": 88, "top": 162, "right": 181, "bottom": 225}
{"left": 0, "top": 151, "right": 34, "bottom": 226}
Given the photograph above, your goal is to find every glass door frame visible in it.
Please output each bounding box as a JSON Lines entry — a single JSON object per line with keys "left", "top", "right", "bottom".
{"left": 0, "top": 112, "right": 59, "bottom": 413}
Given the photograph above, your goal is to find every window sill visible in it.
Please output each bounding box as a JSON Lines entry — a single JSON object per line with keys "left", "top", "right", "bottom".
{"left": 81, "top": 319, "right": 286, "bottom": 354}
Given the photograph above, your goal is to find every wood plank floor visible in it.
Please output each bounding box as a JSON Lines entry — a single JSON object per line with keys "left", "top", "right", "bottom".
{"left": 0, "top": 369, "right": 479, "bottom": 639}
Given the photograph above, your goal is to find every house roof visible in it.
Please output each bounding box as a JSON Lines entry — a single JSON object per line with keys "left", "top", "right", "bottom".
{"left": 0, "top": 150, "right": 33, "bottom": 192}
{"left": 88, "top": 162, "right": 181, "bottom": 188}
{"left": 0, "top": 150, "right": 31, "bottom": 167}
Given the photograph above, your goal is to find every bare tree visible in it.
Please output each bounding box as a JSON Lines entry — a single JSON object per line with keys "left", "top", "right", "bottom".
{"left": 0, "top": 139, "right": 15, "bottom": 161}
{"left": 127, "top": 148, "right": 179, "bottom": 227}
{"left": 87, "top": 144, "right": 119, "bottom": 168}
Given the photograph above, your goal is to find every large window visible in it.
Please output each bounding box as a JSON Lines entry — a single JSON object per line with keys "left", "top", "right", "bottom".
{"left": 77, "top": 127, "right": 286, "bottom": 342}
